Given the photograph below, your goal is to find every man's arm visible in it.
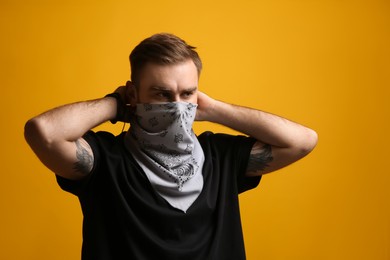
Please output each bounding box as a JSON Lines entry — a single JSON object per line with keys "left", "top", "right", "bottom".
{"left": 24, "top": 96, "right": 117, "bottom": 180}
{"left": 196, "top": 91, "right": 318, "bottom": 176}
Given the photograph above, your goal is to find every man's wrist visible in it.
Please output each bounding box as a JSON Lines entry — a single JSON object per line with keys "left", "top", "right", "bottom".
{"left": 104, "top": 93, "right": 124, "bottom": 124}
{"left": 204, "top": 99, "right": 226, "bottom": 123}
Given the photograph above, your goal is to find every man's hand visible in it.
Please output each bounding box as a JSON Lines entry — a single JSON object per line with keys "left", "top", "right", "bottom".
{"left": 111, "top": 83, "right": 136, "bottom": 123}
{"left": 195, "top": 91, "right": 217, "bottom": 121}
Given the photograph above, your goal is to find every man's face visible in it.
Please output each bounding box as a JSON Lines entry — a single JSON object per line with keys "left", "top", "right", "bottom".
{"left": 134, "top": 59, "right": 199, "bottom": 104}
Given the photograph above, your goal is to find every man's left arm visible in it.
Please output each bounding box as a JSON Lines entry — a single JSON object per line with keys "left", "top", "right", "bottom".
{"left": 196, "top": 91, "right": 318, "bottom": 176}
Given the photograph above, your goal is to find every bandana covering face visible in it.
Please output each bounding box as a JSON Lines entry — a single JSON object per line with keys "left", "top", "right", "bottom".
{"left": 125, "top": 102, "right": 204, "bottom": 212}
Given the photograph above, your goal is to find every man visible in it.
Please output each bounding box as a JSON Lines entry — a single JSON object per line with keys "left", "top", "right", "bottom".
{"left": 24, "top": 33, "right": 317, "bottom": 259}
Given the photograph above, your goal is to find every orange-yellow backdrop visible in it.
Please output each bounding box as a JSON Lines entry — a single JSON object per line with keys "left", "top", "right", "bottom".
{"left": 1, "top": 0, "right": 389, "bottom": 259}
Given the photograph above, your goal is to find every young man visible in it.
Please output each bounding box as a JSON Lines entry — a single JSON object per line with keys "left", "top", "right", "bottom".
{"left": 25, "top": 33, "right": 317, "bottom": 260}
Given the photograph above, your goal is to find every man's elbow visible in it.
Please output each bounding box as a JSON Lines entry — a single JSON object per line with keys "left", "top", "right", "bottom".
{"left": 24, "top": 117, "right": 52, "bottom": 149}
{"left": 297, "top": 128, "right": 318, "bottom": 157}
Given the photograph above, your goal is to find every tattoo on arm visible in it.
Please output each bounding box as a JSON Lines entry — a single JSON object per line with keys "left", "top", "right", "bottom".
{"left": 73, "top": 139, "right": 93, "bottom": 174}
{"left": 247, "top": 143, "right": 273, "bottom": 174}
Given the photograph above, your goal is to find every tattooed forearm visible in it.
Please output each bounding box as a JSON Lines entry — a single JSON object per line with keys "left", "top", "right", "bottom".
{"left": 73, "top": 139, "right": 93, "bottom": 174}
{"left": 246, "top": 143, "right": 273, "bottom": 174}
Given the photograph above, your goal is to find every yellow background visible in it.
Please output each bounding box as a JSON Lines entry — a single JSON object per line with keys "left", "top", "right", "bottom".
{"left": 1, "top": 0, "right": 389, "bottom": 259}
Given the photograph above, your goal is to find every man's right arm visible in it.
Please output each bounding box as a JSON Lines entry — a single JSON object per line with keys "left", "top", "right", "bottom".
{"left": 24, "top": 96, "right": 117, "bottom": 180}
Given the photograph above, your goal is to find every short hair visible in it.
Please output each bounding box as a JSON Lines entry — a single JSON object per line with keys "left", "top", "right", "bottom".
{"left": 129, "top": 33, "right": 202, "bottom": 85}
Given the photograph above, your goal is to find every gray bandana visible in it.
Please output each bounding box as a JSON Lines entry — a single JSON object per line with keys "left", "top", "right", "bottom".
{"left": 125, "top": 102, "right": 204, "bottom": 212}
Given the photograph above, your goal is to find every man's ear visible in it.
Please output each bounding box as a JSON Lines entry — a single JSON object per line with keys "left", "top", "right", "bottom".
{"left": 126, "top": 81, "right": 137, "bottom": 106}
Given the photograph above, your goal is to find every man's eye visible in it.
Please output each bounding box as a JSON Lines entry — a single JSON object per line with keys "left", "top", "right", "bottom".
{"left": 157, "top": 92, "right": 170, "bottom": 98}
{"left": 182, "top": 92, "right": 193, "bottom": 97}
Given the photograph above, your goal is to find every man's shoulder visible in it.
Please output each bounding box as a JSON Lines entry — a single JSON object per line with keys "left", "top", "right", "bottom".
{"left": 198, "top": 131, "right": 251, "bottom": 142}
{"left": 198, "top": 131, "right": 256, "bottom": 152}
{"left": 198, "top": 131, "right": 233, "bottom": 140}
{"left": 83, "top": 130, "right": 126, "bottom": 154}
{"left": 84, "top": 130, "right": 124, "bottom": 142}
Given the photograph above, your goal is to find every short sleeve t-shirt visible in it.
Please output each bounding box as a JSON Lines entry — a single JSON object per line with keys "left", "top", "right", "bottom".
{"left": 56, "top": 131, "right": 261, "bottom": 260}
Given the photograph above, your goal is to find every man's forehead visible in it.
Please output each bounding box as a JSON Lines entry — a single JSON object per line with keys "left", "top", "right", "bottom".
{"left": 136, "top": 60, "right": 199, "bottom": 91}
{"left": 140, "top": 60, "right": 198, "bottom": 77}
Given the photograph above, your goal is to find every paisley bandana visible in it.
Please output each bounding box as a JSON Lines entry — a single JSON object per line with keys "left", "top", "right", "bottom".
{"left": 125, "top": 102, "right": 204, "bottom": 212}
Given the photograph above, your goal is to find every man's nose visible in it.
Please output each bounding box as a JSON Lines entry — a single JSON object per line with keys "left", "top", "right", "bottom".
{"left": 171, "top": 95, "right": 182, "bottom": 102}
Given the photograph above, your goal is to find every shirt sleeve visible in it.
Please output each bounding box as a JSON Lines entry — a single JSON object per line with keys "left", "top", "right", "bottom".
{"left": 198, "top": 131, "right": 261, "bottom": 194}
{"left": 231, "top": 134, "right": 262, "bottom": 193}
{"left": 55, "top": 131, "right": 101, "bottom": 196}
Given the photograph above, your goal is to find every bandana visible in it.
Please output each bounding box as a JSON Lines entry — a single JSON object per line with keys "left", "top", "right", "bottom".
{"left": 125, "top": 102, "right": 204, "bottom": 212}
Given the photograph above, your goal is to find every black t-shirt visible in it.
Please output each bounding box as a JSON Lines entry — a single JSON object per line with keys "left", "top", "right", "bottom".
{"left": 57, "top": 131, "right": 261, "bottom": 260}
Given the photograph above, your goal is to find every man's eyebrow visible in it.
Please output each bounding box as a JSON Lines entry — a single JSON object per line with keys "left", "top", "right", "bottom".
{"left": 150, "top": 85, "right": 170, "bottom": 91}
{"left": 150, "top": 86, "right": 198, "bottom": 92}
{"left": 183, "top": 86, "right": 198, "bottom": 92}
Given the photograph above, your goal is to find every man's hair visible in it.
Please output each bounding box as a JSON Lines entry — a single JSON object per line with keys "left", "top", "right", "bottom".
{"left": 129, "top": 33, "right": 202, "bottom": 85}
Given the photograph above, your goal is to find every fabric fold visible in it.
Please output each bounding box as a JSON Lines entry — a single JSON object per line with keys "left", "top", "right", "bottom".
{"left": 125, "top": 102, "right": 204, "bottom": 212}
